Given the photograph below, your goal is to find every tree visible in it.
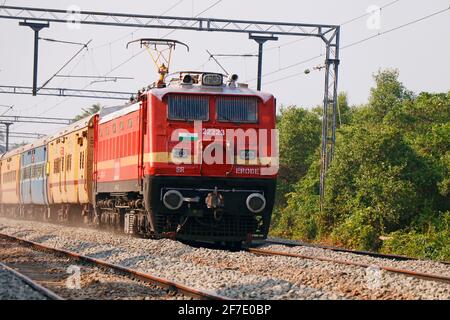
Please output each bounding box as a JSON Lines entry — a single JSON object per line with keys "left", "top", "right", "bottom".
{"left": 324, "top": 124, "right": 436, "bottom": 250}
{"left": 73, "top": 103, "right": 101, "bottom": 121}
{"left": 276, "top": 106, "right": 321, "bottom": 205}
{"left": 271, "top": 69, "right": 450, "bottom": 259}
{"left": 337, "top": 92, "right": 352, "bottom": 126}
{"left": 368, "top": 69, "right": 414, "bottom": 120}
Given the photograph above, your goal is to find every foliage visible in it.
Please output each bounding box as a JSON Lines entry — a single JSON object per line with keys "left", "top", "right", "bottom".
{"left": 380, "top": 213, "right": 449, "bottom": 261}
{"left": 271, "top": 69, "right": 450, "bottom": 260}
{"left": 73, "top": 103, "right": 101, "bottom": 121}
{"left": 275, "top": 106, "right": 321, "bottom": 205}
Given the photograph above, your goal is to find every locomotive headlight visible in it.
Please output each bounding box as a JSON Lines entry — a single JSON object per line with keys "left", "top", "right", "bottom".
{"left": 240, "top": 150, "right": 256, "bottom": 161}
{"left": 202, "top": 73, "right": 223, "bottom": 86}
{"left": 246, "top": 193, "right": 266, "bottom": 214}
{"left": 172, "top": 148, "right": 189, "bottom": 159}
{"left": 182, "top": 74, "right": 193, "bottom": 84}
{"left": 163, "top": 190, "right": 184, "bottom": 210}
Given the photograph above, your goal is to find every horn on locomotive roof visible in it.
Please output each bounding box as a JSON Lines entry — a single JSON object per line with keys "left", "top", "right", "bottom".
{"left": 126, "top": 38, "right": 190, "bottom": 88}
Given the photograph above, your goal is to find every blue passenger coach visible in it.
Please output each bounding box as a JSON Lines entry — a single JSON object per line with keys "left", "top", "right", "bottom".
{"left": 19, "top": 141, "right": 49, "bottom": 206}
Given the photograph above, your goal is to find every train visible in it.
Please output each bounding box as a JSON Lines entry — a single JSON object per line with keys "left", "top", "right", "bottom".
{"left": 0, "top": 71, "right": 278, "bottom": 247}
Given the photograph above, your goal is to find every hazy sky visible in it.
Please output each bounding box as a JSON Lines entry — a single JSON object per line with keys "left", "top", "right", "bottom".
{"left": 0, "top": 0, "right": 449, "bottom": 143}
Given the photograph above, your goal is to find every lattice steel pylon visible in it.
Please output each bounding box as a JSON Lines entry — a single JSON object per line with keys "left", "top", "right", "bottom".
{"left": 320, "top": 27, "right": 340, "bottom": 207}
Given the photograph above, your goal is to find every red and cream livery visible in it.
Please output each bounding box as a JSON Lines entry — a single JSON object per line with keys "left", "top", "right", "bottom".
{"left": 94, "top": 72, "right": 278, "bottom": 245}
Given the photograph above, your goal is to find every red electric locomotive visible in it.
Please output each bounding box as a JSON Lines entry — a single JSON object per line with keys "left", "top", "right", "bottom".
{"left": 94, "top": 69, "right": 278, "bottom": 246}
{"left": 0, "top": 39, "right": 278, "bottom": 247}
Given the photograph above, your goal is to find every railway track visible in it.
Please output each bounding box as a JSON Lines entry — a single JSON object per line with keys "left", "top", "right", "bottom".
{"left": 0, "top": 261, "right": 63, "bottom": 300}
{"left": 1, "top": 217, "right": 448, "bottom": 300}
{"left": 0, "top": 233, "right": 230, "bottom": 300}
{"left": 263, "top": 237, "right": 450, "bottom": 264}
{"left": 247, "top": 247, "right": 450, "bottom": 284}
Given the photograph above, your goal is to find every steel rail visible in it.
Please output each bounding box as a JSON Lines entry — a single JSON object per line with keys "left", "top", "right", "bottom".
{"left": 0, "top": 261, "right": 64, "bottom": 300}
{"left": 264, "top": 238, "right": 450, "bottom": 265}
{"left": 0, "top": 233, "right": 231, "bottom": 300}
{"left": 247, "top": 247, "right": 450, "bottom": 284}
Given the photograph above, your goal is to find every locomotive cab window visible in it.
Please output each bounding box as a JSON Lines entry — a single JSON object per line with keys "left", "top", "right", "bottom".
{"left": 168, "top": 95, "right": 209, "bottom": 121}
{"left": 217, "top": 97, "right": 258, "bottom": 123}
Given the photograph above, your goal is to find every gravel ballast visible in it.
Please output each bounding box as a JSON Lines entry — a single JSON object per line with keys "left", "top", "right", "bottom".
{"left": 0, "top": 263, "right": 48, "bottom": 300}
{"left": 0, "top": 217, "right": 449, "bottom": 300}
{"left": 0, "top": 236, "right": 189, "bottom": 300}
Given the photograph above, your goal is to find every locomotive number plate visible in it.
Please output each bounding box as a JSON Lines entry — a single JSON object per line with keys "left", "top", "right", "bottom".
{"left": 202, "top": 128, "right": 225, "bottom": 136}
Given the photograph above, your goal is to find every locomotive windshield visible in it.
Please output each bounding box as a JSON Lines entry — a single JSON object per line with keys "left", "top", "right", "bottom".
{"left": 168, "top": 95, "right": 209, "bottom": 121}
{"left": 217, "top": 97, "right": 258, "bottom": 123}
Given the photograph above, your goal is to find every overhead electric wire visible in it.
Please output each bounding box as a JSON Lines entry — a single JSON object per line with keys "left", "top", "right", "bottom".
{"left": 0, "top": 105, "right": 13, "bottom": 116}
{"left": 91, "top": 0, "right": 185, "bottom": 50}
{"left": 210, "top": 54, "right": 258, "bottom": 57}
{"left": 34, "top": 0, "right": 222, "bottom": 117}
{"left": 92, "top": 0, "right": 223, "bottom": 79}
{"left": 214, "top": 0, "right": 402, "bottom": 61}
{"left": 19, "top": 1, "right": 186, "bottom": 120}
{"left": 246, "top": 0, "right": 403, "bottom": 82}
{"left": 162, "top": 0, "right": 223, "bottom": 38}
{"left": 39, "top": 37, "right": 87, "bottom": 46}
{"left": 341, "top": 5, "right": 450, "bottom": 50}
{"left": 39, "top": 40, "right": 92, "bottom": 90}
{"left": 54, "top": 75, "right": 133, "bottom": 80}
{"left": 339, "top": 0, "right": 401, "bottom": 27}
{"left": 205, "top": 0, "right": 403, "bottom": 85}
{"left": 263, "top": 5, "right": 450, "bottom": 86}
{"left": 206, "top": 50, "right": 229, "bottom": 75}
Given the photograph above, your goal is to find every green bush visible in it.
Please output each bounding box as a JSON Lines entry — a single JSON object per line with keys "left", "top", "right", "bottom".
{"left": 381, "top": 213, "right": 450, "bottom": 261}
{"left": 276, "top": 106, "right": 321, "bottom": 205}
{"left": 270, "top": 69, "right": 450, "bottom": 260}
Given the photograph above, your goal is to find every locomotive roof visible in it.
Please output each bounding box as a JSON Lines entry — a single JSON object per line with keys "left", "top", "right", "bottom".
{"left": 151, "top": 84, "right": 274, "bottom": 103}
{"left": 98, "top": 101, "right": 141, "bottom": 124}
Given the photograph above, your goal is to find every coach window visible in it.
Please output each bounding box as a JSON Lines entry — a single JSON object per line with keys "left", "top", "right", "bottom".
{"left": 112, "top": 123, "right": 117, "bottom": 133}
{"left": 128, "top": 119, "right": 132, "bottom": 128}
{"left": 79, "top": 151, "right": 85, "bottom": 170}
{"left": 120, "top": 121, "right": 124, "bottom": 130}
{"left": 54, "top": 159, "right": 60, "bottom": 174}
{"left": 66, "top": 154, "right": 72, "bottom": 172}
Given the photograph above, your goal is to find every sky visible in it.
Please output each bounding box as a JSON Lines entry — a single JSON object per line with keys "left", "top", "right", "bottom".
{"left": 0, "top": 0, "right": 449, "bottom": 143}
